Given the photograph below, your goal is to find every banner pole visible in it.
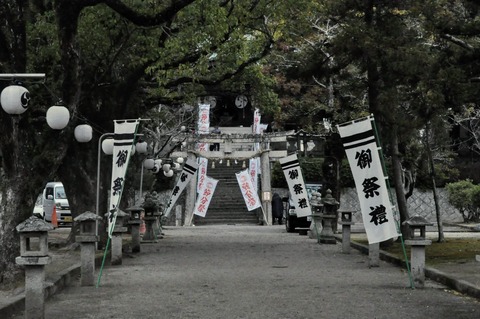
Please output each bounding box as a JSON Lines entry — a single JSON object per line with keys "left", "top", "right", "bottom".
{"left": 96, "top": 237, "right": 111, "bottom": 288}
{"left": 370, "top": 116, "right": 415, "bottom": 289}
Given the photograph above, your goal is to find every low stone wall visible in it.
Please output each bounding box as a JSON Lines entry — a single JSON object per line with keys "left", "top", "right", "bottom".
{"left": 272, "top": 187, "right": 463, "bottom": 224}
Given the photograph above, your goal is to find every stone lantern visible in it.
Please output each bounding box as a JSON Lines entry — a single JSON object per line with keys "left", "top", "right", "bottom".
{"left": 319, "top": 189, "right": 339, "bottom": 244}
{"left": 15, "top": 216, "right": 54, "bottom": 319}
{"left": 403, "top": 215, "right": 433, "bottom": 288}
{"left": 74, "top": 211, "right": 102, "bottom": 286}
{"left": 125, "top": 206, "right": 144, "bottom": 253}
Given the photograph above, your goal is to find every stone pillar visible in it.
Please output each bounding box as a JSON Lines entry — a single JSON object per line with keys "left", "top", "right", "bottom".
{"left": 111, "top": 210, "right": 128, "bottom": 265}
{"left": 338, "top": 209, "right": 356, "bottom": 254}
{"left": 185, "top": 152, "right": 197, "bottom": 226}
{"left": 308, "top": 191, "right": 323, "bottom": 241}
{"left": 125, "top": 206, "right": 144, "bottom": 253}
{"left": 15, "top": 216, "right": 53, "bottom": 319}
{"left": 175, "top": 205, "right": 183, "bottom": 226}
{"left": 403, "top": 216, "right": 433, "bottom": 288}
{"left": 260, "top": 150, "right": 272, "bottom": 225}
{"left": 74, "top": 211, "right": 101, "bottom": 286}
{"left": 369, "top": 243, "right": 380, "bottom": 267}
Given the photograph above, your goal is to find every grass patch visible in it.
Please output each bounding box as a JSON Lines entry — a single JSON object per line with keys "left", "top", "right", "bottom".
{"left": 355, "top": 238, "right": 480, "bottom": 266}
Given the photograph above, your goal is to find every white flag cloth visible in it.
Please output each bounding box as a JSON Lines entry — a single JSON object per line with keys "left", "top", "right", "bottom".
{"left": 337, "top": 116, "right": 399, "bottom": 244}
{"left": 193, "top": 176, "right": 218, "bottom": 217}
{"left": 249, "top": 158, "right": 259, "bottom": 191}
{"left": 279, "top": 154, "right": 312, "bottom": 218}
{"left": 164, "top": 158, "right": 199, "bottom": 218}
{"left": 107, "top": 120, "right": 140, "bottom": 237}
{"left": 236, "top": 169, "right": 262, "bottom": 211}
{"left": 196, "top": 103, "right": 210, "bottom": 152}
{"left": 252, "top": 108, "right": 262, "bottom": 178}
{"left": 196, "top": 157, "right": 208, "bottom": 193}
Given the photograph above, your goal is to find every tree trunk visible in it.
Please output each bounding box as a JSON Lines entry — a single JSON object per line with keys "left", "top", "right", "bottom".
{"left": 425, "top": 125, "right": 445, "bottom": 242}
{"left": 390, "top": 129, "right": 411, "bottom": 238}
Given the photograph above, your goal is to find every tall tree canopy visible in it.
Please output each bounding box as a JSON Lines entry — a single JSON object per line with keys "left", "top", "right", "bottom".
{"left": 0, "top": 0, "right": 314, "bottom": 285}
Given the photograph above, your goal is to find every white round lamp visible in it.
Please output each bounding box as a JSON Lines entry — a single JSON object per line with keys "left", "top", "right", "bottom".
{"left": 46, "top": 105, "right": 70, "bottom": 129}
{"left": 143, "top": 158, "right": 155, "bottom": 170}
{"left": 102, "top": 138, "right": 114, "bottom": 155}
{"left": 164, "top": 170, "right": 174, "bottom": 177}
{"left": 136, "top": 141, "right": 148, "bottom": 154}
{"left": 74, "top": 124, "right": 92, "bottom": 143}
{"left": 1, "top": 85, "right": 30, "bottom": 114}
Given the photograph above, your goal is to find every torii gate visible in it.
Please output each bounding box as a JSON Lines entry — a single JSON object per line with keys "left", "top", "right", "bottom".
{"left": 171, "top": 131, "right": 292, "bottom": 226}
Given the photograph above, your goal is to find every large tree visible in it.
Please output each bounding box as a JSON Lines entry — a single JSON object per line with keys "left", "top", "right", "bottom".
{"left": 0, "top": 0, "right": 309, "bottom": 286}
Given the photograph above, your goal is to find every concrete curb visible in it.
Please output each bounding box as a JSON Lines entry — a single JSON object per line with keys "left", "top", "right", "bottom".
{"left": 347, "top": 237, "right": 480, "bottom": 299}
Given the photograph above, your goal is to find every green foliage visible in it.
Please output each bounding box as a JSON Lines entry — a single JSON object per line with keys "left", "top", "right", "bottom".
{"left": 445, "top": 180, "right": 480, "bottom": 222}
{"left": 271, "top": 157, "right": 327, "bottom": 187}
{"left": 141, "top": 191, "right": 162, "bottom": 211}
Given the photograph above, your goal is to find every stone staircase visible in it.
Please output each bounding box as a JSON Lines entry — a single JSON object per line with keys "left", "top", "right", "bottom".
{"left": 194, "top": 160, "right": 259, "bottom": 225}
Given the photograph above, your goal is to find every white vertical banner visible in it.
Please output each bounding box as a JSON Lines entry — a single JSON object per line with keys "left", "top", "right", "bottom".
{"left": 337, "top": 116, "right": 399, "bottom": 244}
{"left": 164, "top": 158, "right": 199, "bottom": 218}
{"left": 279, "top": 154, "right": 311, "bottom": 218}
{"left": 196, "top": 103, "right": 210, "bottom": 152}
{"left": 107, "top": 120, "right": 140, "bottom": 237}
{"left": 196, "top": 157, "right": 208, "bottom": 193}
{"left": 249, "top": 158, "right": 259, "bottom": 191}
{"left": 236, "top": 169, "right": 262, "bottom": 211}
{"left": 193, "top": 176, "right": 218, "bottom": 217}
{"left": 251, "top": 108, "right": 262, "bottom": 183}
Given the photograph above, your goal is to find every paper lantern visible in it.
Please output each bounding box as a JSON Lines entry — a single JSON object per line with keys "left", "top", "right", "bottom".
{"left": 135, "top": 141, "right": 148, "bottom": 154}
{"left": 162, "top": 163, "right": 171, "bottom": 172}
{"left": 143, "top": 158, "right": 155, "bottom": 170}
{"left": 74, "top": 124, "right": 92, "bottom": 143}
{"left": 163, "top": 170, "right": 174, "bottom": 177}
{"left": 154, "top": 159, "right": 162, "bottom": 166}
{"left": 176, "top": 157, "right": 184, "bottom": 164}
{"left": 173, "top": 163, "right": 181, "bottom": 170}
{"left": 46, "top": 106, "right": 70, "bottom": 129}
{"left": 1, "top": 85, "right": 30, "bottom": 114}
{"left": 102, "top": 138, "right": 114, "bottom": 155}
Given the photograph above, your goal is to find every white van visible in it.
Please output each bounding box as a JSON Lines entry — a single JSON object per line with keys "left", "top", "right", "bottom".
{"left": 42, "top": 182, "right": 72, "bottom": 226}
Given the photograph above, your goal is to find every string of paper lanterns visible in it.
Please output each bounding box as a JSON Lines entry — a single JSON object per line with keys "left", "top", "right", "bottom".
{"left": 143, "top": 157, "right": 184, "bottom": 177}
{"left": 0, "top": 83, "right": 93, "bottom": 142}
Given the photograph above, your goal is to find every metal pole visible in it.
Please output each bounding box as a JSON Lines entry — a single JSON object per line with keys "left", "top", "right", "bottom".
{"left": 96, "top": 133, "right": 114, "bottom": 217}
{"left": 0, "top": 73, "right": 46, "bottom": 79}
{"left": 138, "top": 164, "right": 144, "bottom": 205}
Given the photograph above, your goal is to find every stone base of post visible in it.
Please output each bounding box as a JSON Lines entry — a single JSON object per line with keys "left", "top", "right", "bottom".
{"left": 405, "top": 239, "right": 432, "bottom": 288}
{"left": 75, "top": 236, "right": 98, "bottom": 286}
{"left": 16, "top": 256, "right": 51, "bottom": 319}
{"left": 128, "top": 221, "right": 141, "bottom": 253}
{"left": 308, "top": 214, "right": 322, "bottom": 240}
{"left": 339, "top": 221, "right": 354, "bottom": 254}
{"left": 319, "top": 215, "right": 337, "bottom": 244}
{"left": 369, "top": 243, "right": 380, "bottom": 267}
{"left": 142, "top": 217, "right": 158, "bottom": 243}
{"left": 111, "top": 227, "right": 127, "bottom": 265}
{"left": 175, "top": 205, "right": 183, "bottom": 226}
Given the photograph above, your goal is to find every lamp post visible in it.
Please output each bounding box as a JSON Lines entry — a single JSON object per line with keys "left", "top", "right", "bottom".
{"left": 96, "top": 133, "right": 114, "bottom": 218}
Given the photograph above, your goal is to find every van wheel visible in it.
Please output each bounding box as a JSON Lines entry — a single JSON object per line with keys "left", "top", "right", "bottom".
{"left": 285, "top": 215, "right": 296, "bottom": 233}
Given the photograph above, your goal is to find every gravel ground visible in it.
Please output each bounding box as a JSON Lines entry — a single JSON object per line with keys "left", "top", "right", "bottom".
{"left": 8, "top": 225, "right": 480, "bottom": 319}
